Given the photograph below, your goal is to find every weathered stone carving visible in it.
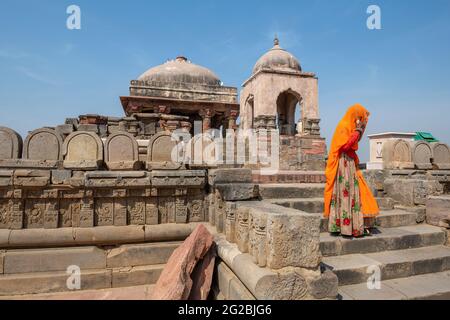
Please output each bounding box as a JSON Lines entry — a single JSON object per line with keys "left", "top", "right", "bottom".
{"left": 187, "top": 195, "right": 205, "bottom": 223}
{"left": 127, "top": 198, "right": 145, "bottom": 225}
{"left": 63, "top": 131, "right": 103, "bottom": 170}
{"left": 145, "top": 196, "right": 158, "bottom": 225}
{"left": 382, "top": 139, "right": 414, "bottom": 169}
{"left": 410, "top": 141, "right": 433, "bottom": 169}
{"left": 59, "top": 199, "right": 82, "bottom": 228}
{"left": 236, "top": 207, "right": 250, "bottom": 253}
{"left": 147, "top": 132, "right": 184, "bottom": 170}
{"left": 150, "top": 170, "right": 206, "bottom": 188}
{"left": 214, "top": 190, "right": 225, "bottom": 233}
{"left": 95, "top": 198, "right": 114, "bottom": 226}
{"left": 104, "top": 132, "right": 141, "bottom": 170}
{"left": 158, "top": 191, "right": 176, "bottom": 224}
{"left": 0, "top": 127, "right": 22, "bottom": 160}
{"left": 23, "top": 128, "right": 63, "bottom": 161}
{"left": 79, "top": 194, "right": 95, "bottom": 228}
{"left": 249, "top": 209, "right": 268, "bottom": 267}
{"left": 85, "top": 171, "right": 150, "bottom": 188}
{"left": 13, "top": 170, "right": 50, "bottom": 187}
{"left": 431, "top": 143, "right": 450, "bottom": 170}
{"left": 0, "top": 199, "right": 14, "bottom": 229}
{"left": 175, "top": 189, "right": 188, "bottom": 224}
{"left": 225, "top": 202, "right": 237, "bottom": 243}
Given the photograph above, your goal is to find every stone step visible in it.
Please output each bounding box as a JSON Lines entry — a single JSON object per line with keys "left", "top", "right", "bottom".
{"left": 1, "top": 242, "right": 180, "bottom": 274}
{"left": 0, "top": 284, "right": 155, "bottom": 300}
{"left": 339, "top": 270, "right": 450, "bottom": 300}
{"left": 322, "top": 245, "right": 450, "bottom": 286}
{"left": 268, "top": 196, "right": 396, "bottom": 214}
{"left": 320, "top": 224, "right": 446, "bottom": 257}
{"left": 319, "top": 210, "right": 418, "bottom": 233}
{"left": 268, "top": 197, "right": 324, "bottom": 213}
{"left": 0, "top": 264, "right": 164, "bottom": 296}
{"left": 258, "top": 183, "right": 325, "bottom": 200}
{"left": 376, "top": 197, "right": 395, "bottom": 210}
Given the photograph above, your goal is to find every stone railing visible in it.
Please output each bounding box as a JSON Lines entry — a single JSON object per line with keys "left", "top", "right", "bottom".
{"left": 382, "top": 138, "right": 450, "bottom": 170}
{"left": 207, "top": 168, "right": 338, "bottom": 300}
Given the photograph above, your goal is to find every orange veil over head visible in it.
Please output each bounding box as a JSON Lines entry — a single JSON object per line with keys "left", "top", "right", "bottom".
{"left": 323, "top": 104, "right": 379, "bottom": 218}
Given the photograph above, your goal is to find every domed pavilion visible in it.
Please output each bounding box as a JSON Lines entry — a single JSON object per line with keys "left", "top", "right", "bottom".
{"left": 120, "top": 56, "right": 239, "bottom": 134}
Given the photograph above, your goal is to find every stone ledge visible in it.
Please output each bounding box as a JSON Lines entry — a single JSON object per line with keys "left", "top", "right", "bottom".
{"left": 208, "top": 169, "right": 253, "bottom": 186}
{"left": 0, "top": 223, "right": 205, "bottom": 249}
{"left": 215, "top": 183, "right": 258, "bottom": 201}
{"left": 3, "top": 247, "right": 107, "bottom": 274}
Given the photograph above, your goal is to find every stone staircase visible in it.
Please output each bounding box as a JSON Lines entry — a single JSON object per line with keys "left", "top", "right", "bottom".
{"left": 0, "top": 242, "right": 180, "bottom": 299}
{"left": 258, "top": 182, "right": 450, "bottom": 300}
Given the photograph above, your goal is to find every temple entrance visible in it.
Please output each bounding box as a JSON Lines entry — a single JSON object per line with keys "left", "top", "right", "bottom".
{"left": 276, "top": 90, "right": 302, "bottom": 135}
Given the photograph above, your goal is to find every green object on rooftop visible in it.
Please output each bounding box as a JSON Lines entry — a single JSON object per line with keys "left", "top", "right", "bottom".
{"left": 414, "top": 132, "right": 439, "bottom": 143}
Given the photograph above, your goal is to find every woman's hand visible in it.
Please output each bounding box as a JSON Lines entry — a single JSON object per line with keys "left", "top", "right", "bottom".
{"left": 356, "top": 119, "right": 367, "bottom": 132}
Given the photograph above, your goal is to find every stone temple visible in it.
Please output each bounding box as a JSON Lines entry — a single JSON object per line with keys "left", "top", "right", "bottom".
{"left": 0, "top": 39, "right": 450, "bottom": 300}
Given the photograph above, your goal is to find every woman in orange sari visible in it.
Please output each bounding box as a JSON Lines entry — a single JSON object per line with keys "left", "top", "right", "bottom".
{"left": 324, "top": 104, "right": 379, "bottom": 237}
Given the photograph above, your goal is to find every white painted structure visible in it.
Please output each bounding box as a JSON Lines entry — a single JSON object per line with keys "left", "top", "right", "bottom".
{"left": 367, "top": 132, "right": 416, "bottom": 170}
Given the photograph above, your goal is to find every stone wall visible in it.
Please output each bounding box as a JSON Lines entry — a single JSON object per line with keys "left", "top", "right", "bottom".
{"left": 0, "top": 124, "right": 210, "bottom": 230}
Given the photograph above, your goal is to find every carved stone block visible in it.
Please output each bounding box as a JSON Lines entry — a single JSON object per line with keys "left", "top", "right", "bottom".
{"left": 187, "top": 190, "right": 205, "bottom": 223}
{"left": 0, "top": 198, "right": 24, "bottom": 230}
{"left": 145, "top": 197, "right": 158, "bottom": 225}
{"left": 24, "top": 200, "right": 46, "bottom": 228}
{"left": 105, "top": 132, "right": 141, "bottom": 171}
{"left": 225, "top": 202, "right": 237, "bottom": 243}
{"left": 59, "top": 199, "right": 82, "bottom": 228}
{"left": 249, "top": 209, "right": 268, "bottom": 268}
{"left": 158, "top": 196, "right": 175, "bottom": 224}
{"left": 63, "top": 131, "right": 103, "bottom": 170}
{"left": 79, "top": 198, "right": 94, "bottom": 228}
{"left": 85, "top": 171, "right": 150, "bottom": 188}
{"left": 150, "top": 170, "right": 206, "bottom": 188}
{"left": 431, "top": 143, "right": 450, "bottom": 170}
{"left": 44, "top": 202, "right": 59, "bottom": 229}
{"left": 127, "top": 198, "right": 146, "bottom": 225}
{"left": 23, "top": 128, "right": 63, "bottom": 161}
{"left": 146, "top": 132, "right": 184, "bottom": 170}
{"left": 175, "top": 189, "right": 188, "bottom": 224}
{"left": 410, "top": 141, "right": 433, "bottom": 170}
{"left": 382, "top": 139, "right": 414, "bottom": 169}
{"left": 13, "top": 170, "right": 50, "bottom": 187}
{"left": 236, "top": 207, "right": 250, "bottom": 253}
{"left": 0, "top": 127, "right": 22, "bottom": 160}
{"left": 95, "top": 199, "right": 114, "bottom": 226}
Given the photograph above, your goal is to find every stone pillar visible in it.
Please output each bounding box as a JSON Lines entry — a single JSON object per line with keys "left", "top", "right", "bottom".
{"left": 226, "top": 110, "right": 239, "bottom": 131}
{"left": 199, "top": 109, "right": 215, "bottom": 132}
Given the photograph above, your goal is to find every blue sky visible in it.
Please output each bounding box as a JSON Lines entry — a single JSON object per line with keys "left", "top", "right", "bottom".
{"left": 1, "top": 0, "right": 450, "bottom": 161}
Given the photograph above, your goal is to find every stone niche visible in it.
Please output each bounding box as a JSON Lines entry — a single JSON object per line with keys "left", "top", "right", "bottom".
{"left": 104, "top": 132, "right": 141, "bottom": 170}
{"left": 23, "top": 128, "right": 63, "bottom": 161}
{"left": 410, "top": 141, "right": 433, "bottom": 170}
{"left": 147, "top": 132, "right": 184, "bottom": 170}
{"left": 382, "top": 139, "right": 414, "bottom": 169}
{"left": 62, "top": 131, "right": 103, "bottom": 170}
{"left": 0, "top": 127, "right": 22, "bottom": 160}
{"left": 431, "top": 143, "right": 450, "bottom": 170}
